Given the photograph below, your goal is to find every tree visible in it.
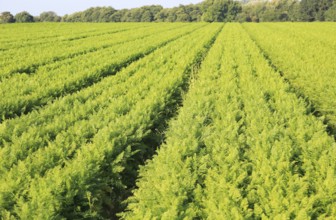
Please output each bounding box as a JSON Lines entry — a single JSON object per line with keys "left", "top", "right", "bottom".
{"left": 122, "top": 8, "right": 143, "bottom": 22}
{"left": 324, "top": 2, "right": 336, "bottom": 21}
{"left": 62, "top": 12, "right": 81, "bottom": 22}
{"left": 61, "top": 14, "right": 68, "bottom": 22}
{"left": 258, "top": 0, "right": 293, "bottom": 21}
{"left": 99, "top": 7, "right": 117, "bottom": 22}
{"left": 141, "top": 10, "right": 153, "bottom": 22}
{"left": 80, "top": 8, "right": 96, "bottom": 22}
{"left": 154, "top": 9, "right": 169, "bottom": 21}
{"left": 110, "top": 10, "right": 127, "bottom": 22}
{"left": 300, "top": 0, "right": 333, "bottom": 21}
{"left": 0, "top": 11, "right": 15, "bottom": 23}
{"left": 33, "top": 16, "right": 40, "bottom": 22}
{"left": 166, "top": 9, "right": 178, "bottom": 22}
{"left": 300, "top": 0, "right": 322, "bottom": 21}
{"left": 188, "top": 5, "right": 203, "bottom": 22}
{"left": 140, "top": 5, "right": 162, "bottom": 22}
{"left": 39, "top": 11, "right": 61, "bottom": 22}
{"left": 287, "top": 0, "right": 301, "bottom": 21}
{"left": 15, "top": 11, "right": 34, "bottom": 23}
{"left": 237, "top": 0, "right": 302, "bottom": 22}
{"left": 202, "top": 0, "right": 242, "bottom": 22}
{"left": 150, "top": 5, "right": 164, "bottom": 15}
{"left": 175, "top": 5, "right": 192, "bottom": 22}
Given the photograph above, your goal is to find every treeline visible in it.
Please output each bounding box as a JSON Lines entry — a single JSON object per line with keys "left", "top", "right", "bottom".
{"left": 0, "top": 11, "right": 61, "bottom": 23}
{"left": 239, "top": 0, "right": 336, "bottom": 22}
{"left": 1, "top": 0, "right": 335, "bottom": 23}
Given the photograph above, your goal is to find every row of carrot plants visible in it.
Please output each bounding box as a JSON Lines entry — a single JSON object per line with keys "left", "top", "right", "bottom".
{"left": 243, "top": 23, "right": 336, "bottom": 133}
{"left": 0, "top": 23, "right": 141, "bottom": 49}
{"left": 0, "top": 23, "right": 222, "bottom": 219}
{"left": 0, "top": 23, "right": 199, "bottom": 121}
{"left": 123, "top": 23, "right": 336, "bottom": 219}
{"left": 0, "top": 23, "right": 182, "bottom": 79}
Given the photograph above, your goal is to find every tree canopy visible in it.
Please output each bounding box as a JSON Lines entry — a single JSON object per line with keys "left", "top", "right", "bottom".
{"left": 1, "top": 0, "right": 335, "bottom": 23}
{"left": 0, "top": 12, "right": 15, "bottom": 23}
{"left": 15, "top": 11, "right": 34, "bottom": 23}
{"left": 39, "top": 11, "right": 61, "bottom": 22}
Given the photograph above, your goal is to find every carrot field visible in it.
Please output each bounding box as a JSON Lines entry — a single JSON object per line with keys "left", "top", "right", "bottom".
{"left": 0, "top": 23, "right": 335, "bottom": 219}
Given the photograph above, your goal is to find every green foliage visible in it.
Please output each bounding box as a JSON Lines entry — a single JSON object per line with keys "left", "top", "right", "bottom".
{"left": 0, "top": 23, "right": 138, "bottom": 74}
{"left": 2, "top": 0, "right": 334, "bottom": 23}
{"left": 202, "top": 0, "right": 242, "bottom": 22}
{"left": 0, "top": 12, "right": 15, "bottom": 23}
{"left": 0, "top": 22, "right": 335, "bottom": 220}
{"left": 238, "top": 0, "right": 334, "bottom": 22}
{"left": 175, "top": 5, "right": 192, "bottom": 22}
{"left": 243, "top": 22, "right": 336, "bottom": 133}
{"left": 63, "top": 7, "right": 117, "bottom": 22}
{"left": 14, "top": 11, "right": 34, "bottom": 23}
{"left": 239, "top": 0, "right": 301, "bottom": 22}
{"left": 300, "top": 0, "right": 334, "bottom": 21}
{"left": 123, "top": 23, "right": 336, "bottom": 219}
{"left": 39, "top": 11, "right": 61, "bottom": 22}
{"left": 0, "top": 23, "right": 222, "bottom": 218}
{"left": 0, "top": 24, "right": 201, "bottom": 121}
{"left": 324, "top": 2, "right": 336, "bottom": 21}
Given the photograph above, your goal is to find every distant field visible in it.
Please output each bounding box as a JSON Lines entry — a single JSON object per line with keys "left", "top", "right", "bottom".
{"left": 0, "top": 23, "right": 335, "bottom": 219}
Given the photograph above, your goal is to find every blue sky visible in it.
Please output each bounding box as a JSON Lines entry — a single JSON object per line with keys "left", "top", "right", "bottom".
{"left": 1, "top": 0, "right": 204, "bottom": 16}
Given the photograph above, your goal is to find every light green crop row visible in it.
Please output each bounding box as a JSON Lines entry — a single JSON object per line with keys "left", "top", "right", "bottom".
{"left": 260, "top": 23, "right": 336, "bottom": 49}
{"left": 0, "top": 23, "right": 199, "bottom": 121}
{"left": 123, "top": 23, "right": 336, "bottom": 219}
{"left": 0, "top": 23, "right": 222, "bottom": 219}
{"left": 0, "top": 25, "right": 139, "bottom": 64}
{"left": 0, "top": 23, "right": 183, "bottom": 79}
{"left": 0, "top": 23, "right": 142, "bottom": 49}
{"left": 243, "top": 23, "right": 336, "bottom": 131}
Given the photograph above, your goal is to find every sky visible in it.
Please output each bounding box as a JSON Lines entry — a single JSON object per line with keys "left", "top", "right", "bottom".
{"left": 1, "top": 0, "right": 204, "bottom": 16}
